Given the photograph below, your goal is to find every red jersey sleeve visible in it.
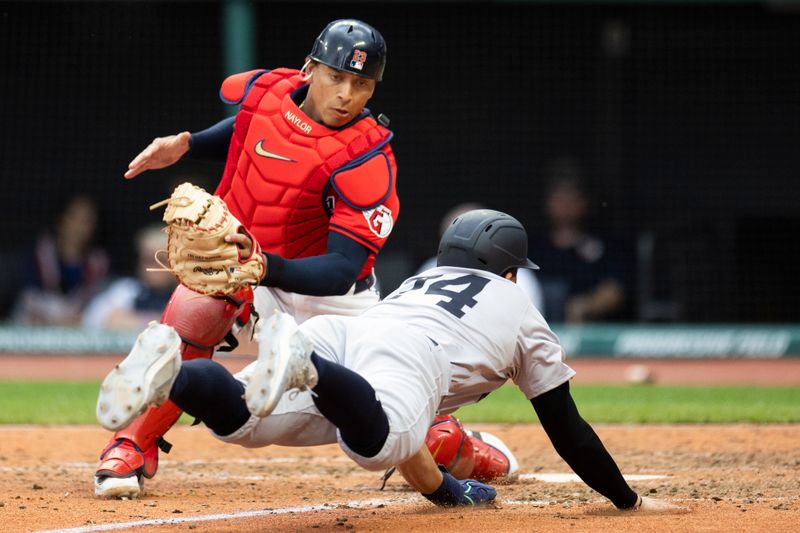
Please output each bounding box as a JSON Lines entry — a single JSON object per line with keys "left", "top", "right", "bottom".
{"left": 329, "top": 145, "right": 399, "bottom": 256}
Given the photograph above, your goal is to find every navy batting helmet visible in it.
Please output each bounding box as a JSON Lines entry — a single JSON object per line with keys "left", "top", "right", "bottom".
{"left": 437, "top": 209, "right": 539, "bottom": 276}
{"left": 309, "top": 19, "right": 387, "bottom": 81}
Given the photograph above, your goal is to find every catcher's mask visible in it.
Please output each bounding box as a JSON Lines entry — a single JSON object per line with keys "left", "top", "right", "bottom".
{"left": 308, "top": 19, "right": 386, "bottom": 81}
{"left": 436, "top": 209, "right": 539, "bottom": 276}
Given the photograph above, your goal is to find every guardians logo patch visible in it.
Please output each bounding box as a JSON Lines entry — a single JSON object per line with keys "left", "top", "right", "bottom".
{"left": 363, "top": 205, "right": 393, "bottom": 238}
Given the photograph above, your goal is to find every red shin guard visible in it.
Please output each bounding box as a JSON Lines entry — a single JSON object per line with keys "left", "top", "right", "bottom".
{"left": 97, "top": 285, "right": 253, "bottom": 480}
{"left": 98, "top": 401, "right": 183, "bottom": 479}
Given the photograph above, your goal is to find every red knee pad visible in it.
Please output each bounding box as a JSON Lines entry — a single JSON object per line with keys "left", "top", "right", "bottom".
{"left": 161, "top": 284, "right": 253, "bottom": 360}
{"left": 424, "top": 415, "right": 476, "bottom": 479}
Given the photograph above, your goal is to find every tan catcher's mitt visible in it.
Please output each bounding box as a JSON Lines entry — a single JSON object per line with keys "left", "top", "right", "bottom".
{"left": 150, "top": 182, "right": 265, "bottom": 296}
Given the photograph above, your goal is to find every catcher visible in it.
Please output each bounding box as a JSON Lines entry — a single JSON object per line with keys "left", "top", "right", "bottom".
{"left": 95, "top": 19, "right": 512, "bottom": 499}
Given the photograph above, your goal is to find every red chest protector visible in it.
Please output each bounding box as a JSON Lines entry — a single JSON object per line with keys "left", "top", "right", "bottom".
{"left": 215, "top": 68, "right": 393, "bottom": 259}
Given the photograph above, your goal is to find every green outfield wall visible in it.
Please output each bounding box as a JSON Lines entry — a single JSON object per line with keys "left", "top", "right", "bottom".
{"left": 552, "top": 325, "right": 800, "bottom": 358}
{"left": 1, "top": 325, "right": 798, "bottom": 358}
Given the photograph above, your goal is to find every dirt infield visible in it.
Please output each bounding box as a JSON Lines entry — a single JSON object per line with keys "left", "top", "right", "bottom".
{"left": 1, "top": 355, "right": 798, "bottom": 531}
{"left": 1, "top": 424, "right": 798, "bottom": 532}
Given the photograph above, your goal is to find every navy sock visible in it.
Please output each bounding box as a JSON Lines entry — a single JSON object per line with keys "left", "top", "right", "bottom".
{"left": 169, "top": 359, "right": 250, "bottom": 436}
{"left": 310, "top": 352, "right": 389, "bottom": 457}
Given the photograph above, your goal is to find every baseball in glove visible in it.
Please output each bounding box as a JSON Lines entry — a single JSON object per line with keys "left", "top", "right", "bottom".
{"left": 149, "top": 182, "right": 265, "bottom": 296}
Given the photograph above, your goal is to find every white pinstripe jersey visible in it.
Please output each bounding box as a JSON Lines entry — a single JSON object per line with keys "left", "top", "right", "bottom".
{"left": 362, "top": 266, "right": 575, "bottom": 413}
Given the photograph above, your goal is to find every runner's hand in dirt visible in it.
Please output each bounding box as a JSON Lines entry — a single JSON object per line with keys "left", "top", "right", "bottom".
{"left": 629, "top": 495, "right": 689, "bottom": 513}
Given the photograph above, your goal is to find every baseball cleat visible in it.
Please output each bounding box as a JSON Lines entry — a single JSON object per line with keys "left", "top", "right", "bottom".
{"left": 94, "top": 470, "right": 142, "bottom": 499}
{"left": 96, "top": 322, "right": 182, "bottom": 431}
{"left": 245, "top": 311, "right": 317, "bottom": 417}
{"left": 94, "top": 437, "right": 159, "bottom": 499}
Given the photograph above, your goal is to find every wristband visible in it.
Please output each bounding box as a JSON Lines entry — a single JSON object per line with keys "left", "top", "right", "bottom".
{"left": 262, "top": 252, "right": 285, "bottom": 286}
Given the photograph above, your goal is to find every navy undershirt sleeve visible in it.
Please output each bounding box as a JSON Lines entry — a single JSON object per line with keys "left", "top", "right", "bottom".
{"left": 261, "top": 231, "right": 370, "bottom": 296}
{"left": 531, "top": 382, "right": 639, "bottom": 509}
{"left": 188, "top": 116, "right": 235, "bottom": 161}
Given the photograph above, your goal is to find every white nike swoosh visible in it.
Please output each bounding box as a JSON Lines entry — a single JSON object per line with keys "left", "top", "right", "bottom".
{"left": 254, "top": 140, "right": 296, "bottom": 162}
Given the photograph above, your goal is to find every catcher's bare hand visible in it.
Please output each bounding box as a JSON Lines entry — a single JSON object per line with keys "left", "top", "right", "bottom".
{"left": 125, "top": 131, "right": 191, "bottom": 179}
{"left": 225, "top": 231, "right": 254, "bottom": 258}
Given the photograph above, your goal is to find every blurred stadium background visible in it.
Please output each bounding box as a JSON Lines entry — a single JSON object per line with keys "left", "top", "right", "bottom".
{"left": 1, "top": 0, "right": 799, "bottom": 364}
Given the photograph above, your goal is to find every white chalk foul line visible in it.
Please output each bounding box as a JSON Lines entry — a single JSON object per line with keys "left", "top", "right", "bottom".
{"left": 33, "top": 497, "right": 418, "bottom": 533}
{"left": 519, "top": 473, "right": 668, "bottom": 483}
{"left": 27, "top": 474, "right": 670, "bottom": 533}
{"left": 32, "top": 495, "right": 556, "bottom": 533}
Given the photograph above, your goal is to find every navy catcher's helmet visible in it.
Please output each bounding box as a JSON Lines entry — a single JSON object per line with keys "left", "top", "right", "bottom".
{"left": 309, "top": 19, "right": 387, "bottom": 81}
{"left": 437, "top": 209, "right": 539, "bottom": 276}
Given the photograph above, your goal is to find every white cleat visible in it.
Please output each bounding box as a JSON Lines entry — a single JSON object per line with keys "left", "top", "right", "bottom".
{"left": 245, "top": 311, "right": 317, "bottom": 418}
{"left": 96, "top": 321, "right": 182, "bottom": 431}
{"left": 94, "top": 474, "right": 142, "bottom": 500}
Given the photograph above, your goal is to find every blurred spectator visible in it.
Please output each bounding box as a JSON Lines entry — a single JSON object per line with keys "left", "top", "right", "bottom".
{"left": 530, "top": 157, "right": 628, "bottom": 323}
{"left": 416, "top": 202, "right": 545, "bottom": 312}
{"left": 83, "top": 225, "right": 176, "bottom": 330}
{"left": 12, "top": 195, "right": 109, "bottom": 325}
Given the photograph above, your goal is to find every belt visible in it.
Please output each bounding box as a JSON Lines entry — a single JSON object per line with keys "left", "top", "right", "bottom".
{"left": 354, "top": 273, "right": 376, "bottom": 294}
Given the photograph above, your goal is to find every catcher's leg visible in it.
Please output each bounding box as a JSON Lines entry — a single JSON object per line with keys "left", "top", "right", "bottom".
{"left": 425, "top": 415, "right": 519, "bottom": 482}
{"left": 94, "top": 284, "right": 252, "bottom": 499}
